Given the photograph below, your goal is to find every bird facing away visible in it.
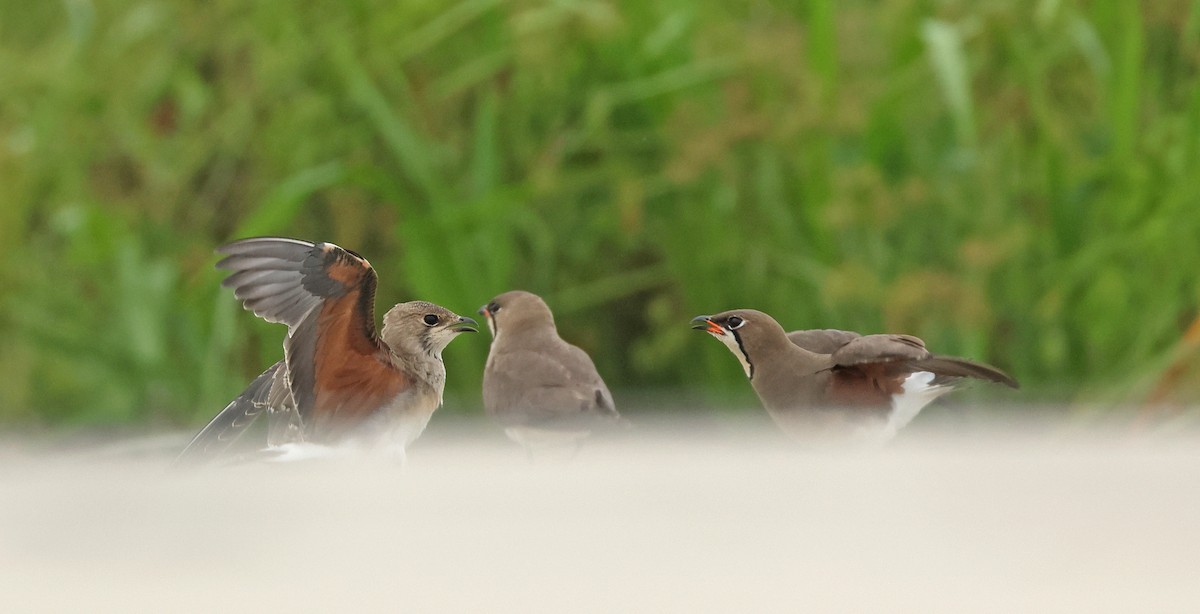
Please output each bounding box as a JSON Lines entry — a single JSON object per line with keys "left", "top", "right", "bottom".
{"left": 176, "top": 238, "right": 477, "bottom": 465}
{"left": 479, "top": 290, "right": 623, "bottom": 456}
{"left": 692, "top": 309, "right": 1018, "bottom": 441}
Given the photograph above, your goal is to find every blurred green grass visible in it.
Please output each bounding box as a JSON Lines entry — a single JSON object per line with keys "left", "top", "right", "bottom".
{"left": 1, "top": 0, "right": 1198, "bottom": 427}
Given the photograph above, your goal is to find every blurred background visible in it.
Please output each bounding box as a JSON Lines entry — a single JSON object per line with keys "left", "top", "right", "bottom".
{"left": 1, "top": 0, "right": 1198, "bottom": 432}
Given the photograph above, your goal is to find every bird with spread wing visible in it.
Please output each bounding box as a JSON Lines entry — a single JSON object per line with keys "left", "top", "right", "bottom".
{"left": 176, "top": 238, "right": 477, "bottom": 465}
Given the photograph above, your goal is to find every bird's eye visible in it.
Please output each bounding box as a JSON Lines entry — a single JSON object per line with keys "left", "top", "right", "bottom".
{"left": 487, "top": 302, "right": 500, "bottom": 314}
{"left": 422, "top": 314, "right": 440, "bottom": 326}
{"left": 727, "top": 316, "right": 745, "bottom": 329}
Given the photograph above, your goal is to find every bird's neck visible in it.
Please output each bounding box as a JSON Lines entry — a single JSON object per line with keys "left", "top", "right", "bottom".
{"left": 492, "top": 325, "right": 559, "bottom": 353}
{"left": 388, "top": 349, "right": 448, "bottom": 405}
{"left": 748, "top": 341, "right": 830, "bottom": 412}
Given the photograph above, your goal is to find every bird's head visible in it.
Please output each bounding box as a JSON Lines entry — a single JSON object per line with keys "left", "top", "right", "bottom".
{"left": 477, "top": 290, "right": 556, "bottom": 341}
{"left": 382, "top": 301, "right": 477, "bottom": 358}
{"left": 690, "top": 309, "right": 788, "bottom": 379}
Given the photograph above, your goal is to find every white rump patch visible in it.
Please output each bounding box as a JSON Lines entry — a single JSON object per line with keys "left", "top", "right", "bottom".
{"left": 881, "top": 371, "right": 953, "bottom": 440}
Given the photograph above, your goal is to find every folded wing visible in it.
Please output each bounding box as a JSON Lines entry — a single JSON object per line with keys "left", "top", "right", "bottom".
{"left": 787, "top": 329, "right": 862, "bottom": 354}
{"left": 485, "top": 345, "right": 619, "bottom": 431}
{"left": 827, "top": 334, "right": 1018, "bottom": 388}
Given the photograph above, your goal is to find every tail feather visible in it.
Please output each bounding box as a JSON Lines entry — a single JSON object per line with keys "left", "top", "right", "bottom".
{"left": 913, "top": 356, "right": 1019, "bottom": 389}
{"left": 174, "top": 362, "right": 284, "bottom": 467}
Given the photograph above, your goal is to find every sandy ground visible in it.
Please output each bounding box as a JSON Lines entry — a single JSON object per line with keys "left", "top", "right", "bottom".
{"left": 2, "top": 417, "right": 1199, "bottom": 613}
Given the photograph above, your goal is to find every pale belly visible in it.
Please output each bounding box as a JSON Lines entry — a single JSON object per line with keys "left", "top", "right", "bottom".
{"left": 355, "top": 390, "right": 440, "bottom": 450}
{"left": 274, "top": 389, "right": 441, "bottom": 464}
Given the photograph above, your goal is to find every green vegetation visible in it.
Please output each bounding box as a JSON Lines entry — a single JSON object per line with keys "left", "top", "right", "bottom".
{"left": 2, "top": 0, "right": 1198, "bottom": 427}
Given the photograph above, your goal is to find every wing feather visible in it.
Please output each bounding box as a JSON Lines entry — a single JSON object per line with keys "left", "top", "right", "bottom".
{"left": 787, "top": 329, "right": 862, "bottom": 355}
{"left": 913, "top": 356, "right": 1020, "bottom": 388}
{"left": 216, "top": 237, "right": 387, "bottom": 435}
{"left": 174, "top": 362, "right": 286, "bottom": 466}
{"left": 232, "top": 281, "right": 303, "bottom": 300}
{"left": 830, "top": 334, "right": 930, "bottom": 366}
{"left": 217, "top": 238, "right": 324, "bottom": 327}
{"left": 825, "top": 333, "right": 1018, "bottom": 388}
{"left": 484, "top": 344, "right": 619, "bottom": 431}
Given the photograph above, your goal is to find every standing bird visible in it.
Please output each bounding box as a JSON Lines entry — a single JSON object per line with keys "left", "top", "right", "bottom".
{"left": 176, "top": 237, "right": 477, "bottom": 465}
{"left": 692, "top": 309, "right": 1018, "bottom": 441}
{"left": 479, "top": 291, "right": 623, "bottom": 456}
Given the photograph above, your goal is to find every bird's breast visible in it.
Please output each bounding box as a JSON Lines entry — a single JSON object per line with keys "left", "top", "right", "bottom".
{"left": 354, "top": 386, "right": 441, "bottom": 449}
{"left": 309, "top": 353, "right": 423, "bottom": 440}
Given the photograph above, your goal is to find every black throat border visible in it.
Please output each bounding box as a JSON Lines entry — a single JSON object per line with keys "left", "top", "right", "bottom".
{"left": 731, "top": 329, "right": 755, "bottom": 380}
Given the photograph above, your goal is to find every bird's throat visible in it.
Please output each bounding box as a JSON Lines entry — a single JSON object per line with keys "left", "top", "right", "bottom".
{"left": 714, "top": 331, "right": 754, "bottom": 379}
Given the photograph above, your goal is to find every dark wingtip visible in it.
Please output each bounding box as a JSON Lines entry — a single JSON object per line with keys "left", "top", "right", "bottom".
{"left": 999, "top": 372, "right": 1021, "bottom": 390}
{"left": 916, "top": 356, "right": 1020, "bottom": 390}
{"left": 978, "top": 362, "right": 1020, "bottom": 389}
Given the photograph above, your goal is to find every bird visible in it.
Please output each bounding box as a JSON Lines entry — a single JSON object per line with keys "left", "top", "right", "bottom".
{"left": 478, "top": 290, "right": 624, "bottom": 457}
{"left": 175, "top": 237, "right": 477, "bottom": 465}
{"left": 691, "top": 309, "right": 1018, "bottom": 441}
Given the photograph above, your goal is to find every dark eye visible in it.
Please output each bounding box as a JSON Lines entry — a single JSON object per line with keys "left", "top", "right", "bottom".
{"left": 487, "top": 302, "right": 500, "bottom": 314}
{"left": 423, "top": 314, "right": 440, "bottom": 326}
{"left": 727, "top": 316, "right": 745, "bottom": 329}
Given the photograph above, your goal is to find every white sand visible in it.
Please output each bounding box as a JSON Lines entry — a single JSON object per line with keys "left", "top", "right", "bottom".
{"left": 2, "top": 421, "right": 1198, "bottom": 613}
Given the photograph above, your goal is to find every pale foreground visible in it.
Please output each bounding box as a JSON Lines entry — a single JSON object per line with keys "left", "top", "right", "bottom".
{"left": 2, "top": 417, "right": 1199, "bottom": 613}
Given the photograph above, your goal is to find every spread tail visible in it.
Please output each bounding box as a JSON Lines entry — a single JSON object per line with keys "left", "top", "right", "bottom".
{"left": 173, "top": 362, "right": 284, "bottom": 467}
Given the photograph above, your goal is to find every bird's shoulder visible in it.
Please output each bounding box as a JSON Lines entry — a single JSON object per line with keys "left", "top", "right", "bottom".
{"left": 488, "top": 341, "right": 598, "bottom": 386}
{"left": 787, "top": 329, "right": 862, "bottom": 354}
{"left": 828, "top": 333, "right": 930, "bottom": 367}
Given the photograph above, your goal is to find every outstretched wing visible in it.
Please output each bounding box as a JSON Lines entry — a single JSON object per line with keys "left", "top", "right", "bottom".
{"left": 174, "top": 361, "right": 287, "bottom": 466}
{"left": 216, "top": 237, "right": 327, "bottom": 326}
{"left": 216, "top": 238, "right": 388, "bottom": 429}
